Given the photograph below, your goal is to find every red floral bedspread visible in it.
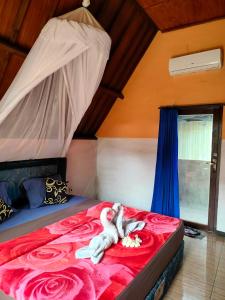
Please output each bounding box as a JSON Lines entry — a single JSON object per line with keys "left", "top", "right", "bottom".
{"left": 0, "top": 202, "right": 181, "bottom": 300}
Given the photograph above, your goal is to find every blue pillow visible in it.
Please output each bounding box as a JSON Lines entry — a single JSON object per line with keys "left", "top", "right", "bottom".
{"left": 22, "top": 175, "right": 62, "bottom": 209}
{"left": 22, "top": 178, "right": 45, "bottom": 208}
{"left": 0, "top": 181, "right": 13, "bottom": 206}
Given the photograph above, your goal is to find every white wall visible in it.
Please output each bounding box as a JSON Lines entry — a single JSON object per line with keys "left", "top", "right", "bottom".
{"left": 217, "top": 141, "right": 225, "bottom": 232}
{"left": 66, "top": 140, "right": 97, "bottom": 199}
{"left": 97, "top": 137, "right": 225, "bottom": 232}
{"left": 65, "top": 137, "right": 224, "bottom": 232}
{"left": 97, "top": 138, "right": 157, "bottom": 210}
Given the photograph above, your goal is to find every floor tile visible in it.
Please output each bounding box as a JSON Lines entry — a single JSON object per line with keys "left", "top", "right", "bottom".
{"left": 164, "top": 232, "right": 225, "bottom": 300}
{"left": 212, "top": 286, "right": 225, "bottom": 298}
{"left": 214, "top": 272, "right": 225, "bottom": 291}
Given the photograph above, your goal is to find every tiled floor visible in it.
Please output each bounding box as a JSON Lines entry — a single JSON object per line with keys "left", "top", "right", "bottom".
{"left": 164, "top": 233, "right": 225, "bottom": 300}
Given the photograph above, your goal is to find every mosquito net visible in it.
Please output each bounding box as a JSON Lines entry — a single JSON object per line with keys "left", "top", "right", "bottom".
{"left": 0, "top": 8, "right": 111, "bottom": 162}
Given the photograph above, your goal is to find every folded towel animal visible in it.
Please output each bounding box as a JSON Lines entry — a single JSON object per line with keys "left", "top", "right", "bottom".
{"left": 76, "top": 207, "right": 118, "bottom": 264}
{"left": 75, "top": 203, "right": 145, "bottom": 264}
{"left": 112, "top": 202, "right": 145, "bottom": 238}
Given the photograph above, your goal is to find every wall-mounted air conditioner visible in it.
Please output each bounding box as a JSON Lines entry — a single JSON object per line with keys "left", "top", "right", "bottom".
{"left": 169, "top": 49, "right": 222, "bottom": 76}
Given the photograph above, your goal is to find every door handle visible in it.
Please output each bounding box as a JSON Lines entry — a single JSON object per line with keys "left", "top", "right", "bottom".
{"left": 205, "top": 160, "right": 217, "bottom": 171}
{"left": 211, "top": 159, "right": 217, "bottom": 171}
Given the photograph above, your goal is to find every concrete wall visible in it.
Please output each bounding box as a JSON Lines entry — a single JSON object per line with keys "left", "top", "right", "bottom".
{"left": 66, "top": 140, "right": 97, "bottom": 199}
{"left": 97, "top": 138, "right": 157, "bottom": 210}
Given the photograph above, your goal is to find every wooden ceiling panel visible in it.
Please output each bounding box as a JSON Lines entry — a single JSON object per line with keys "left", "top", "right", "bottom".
{"left": 113, "top": 22, "right": 156, "bottom": 90}
{"left": 0, "top": 0, "right": 23, "bottom": 39}
{"left": 86, "top": 94, "right": 115, "bottom": 136}
{"left": 106, "top": 14, "right": 154, "bottom": 88}
{"left": 137, "top": 0, "right": 225, "bottom": 31}
{"left": 1, "top": 0, "right": 225, "bottom": 139}
{"left": 75, "top": 92, "right": 114, "bottom": 137}
{"left": 0, "top": 0, "right": 157, "bottom": 139}
{"left": 86, "top": 27, "right": 156, "bottom": 136}
{"left": 137, "top": 0, "right": 165, "bottom": 8}
{"left": 106, "top": 0, "right": 138, "bottom": 54}
{"left": 54, "top": 0, "right": 80, "bottom": 16}
{"left": 0, "top": 49, "right": 9, "bottom": 83}
{"left": 74, "top": 1, "right": 156, "bottom": 137}
{"left": 94, "top": 0, "right": 124, "bottom": 31}
{"left": 17, "top": 0, "right": 59, "bottom": 48}
{"left": 0, "top": 54, "right": 24, "bottom": 99}
{"left": 91, "top": 0, "right": 108, "bottom": 17}
{"left": 0, "top": 38, "right": 27, "bottom": 59}
{"left": 75, "top": 2, "right": 157, "bottom": 137}
{"left": 55, "top": 0, "right": 105, "bottom": 17}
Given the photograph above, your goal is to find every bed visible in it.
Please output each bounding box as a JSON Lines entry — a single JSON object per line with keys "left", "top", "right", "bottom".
{"left": 0, "top": 158, "right": 100, "bottom": 242}
{"left": 0, "top": 158, "right": 184, "bottom": 300}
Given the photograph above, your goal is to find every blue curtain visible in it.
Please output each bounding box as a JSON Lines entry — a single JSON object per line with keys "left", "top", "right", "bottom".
{"left": 151, "top": 108, "right": 180, "bottom": 218}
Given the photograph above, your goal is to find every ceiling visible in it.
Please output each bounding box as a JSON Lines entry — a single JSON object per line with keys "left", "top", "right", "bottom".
{"left": 137, "top": 0, "right": 225, "bottom": 31}
{"left": 0, "top": 0, "right": 225, "bottom": 139}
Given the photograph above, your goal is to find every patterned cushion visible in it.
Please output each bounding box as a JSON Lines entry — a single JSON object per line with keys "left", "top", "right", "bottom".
{"left": 22, "top": 175, "right": 62, "bottom": 208}
{"left": 0, "top": 181, "right": 13, "bottom": 206}
{"left": 43, "top": 177, "right": 68, "bottom": 205}
{"left": 0, "top": 198, "right": 14, "bottom": 223}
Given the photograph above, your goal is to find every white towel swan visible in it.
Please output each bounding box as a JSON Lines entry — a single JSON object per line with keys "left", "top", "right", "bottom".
{"left": 75, "top": 203, "right": 145, "bottom": 264}
{"left": 75, "top": 207, "right": 118, "bottom": 264}
{"left": 112, "top": 202, "right": 145, "bottom": 238}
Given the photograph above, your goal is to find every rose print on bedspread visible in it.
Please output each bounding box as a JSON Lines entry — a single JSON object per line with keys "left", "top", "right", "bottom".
{"left": 86, "top": 201, "right": 180, "bottom": 232}
{"left": 49, "top": 219, "right": 103, "bottom": 244}
{"left": 0, "top": 201, "right": 181, "bottom": 300}
{"left": 145, "top": 213, "right": 180, "bottom": 235}
{"left": 0, "top": 210, "right": 95, "bottom": 266}
{"left": 0, "top": 261, "right": 134, "bottom": 300}
{"left": 0, "top": 227, "right": 59, "bottom": 266}
{"left": 45, "top": 211, "right": 94, "bottom": 235}
{"left": 4, "top": 220, "right": 103, "bottom": 272}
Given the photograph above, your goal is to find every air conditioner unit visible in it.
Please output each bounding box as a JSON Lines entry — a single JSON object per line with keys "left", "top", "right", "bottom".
{"left": 169, "top": 49, "right": 222, "bottom": 76}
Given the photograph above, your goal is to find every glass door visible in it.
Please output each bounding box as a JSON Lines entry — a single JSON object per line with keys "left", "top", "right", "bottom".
{"left": 178, "top": 106, "right": 222, "bottom": 231}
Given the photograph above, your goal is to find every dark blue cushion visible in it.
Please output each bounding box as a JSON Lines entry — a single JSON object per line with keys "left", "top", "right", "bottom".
{"left": 0, "top": 181, "right": 13, "bottom": 206}
{"left": 22, "top": 175, "right": 62, "bottom": 209}
{"left": 22, "top": 178, "right": 45, "bottom": 208}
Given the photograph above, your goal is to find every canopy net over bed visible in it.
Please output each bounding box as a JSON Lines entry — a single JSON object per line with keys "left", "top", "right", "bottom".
{"left": 0, "top": 8, "right": 111, "bottom": 162}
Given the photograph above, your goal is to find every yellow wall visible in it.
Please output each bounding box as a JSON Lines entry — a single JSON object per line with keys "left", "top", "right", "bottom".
{"left": 97, "top": 19, "right": 225, "bottom": 138}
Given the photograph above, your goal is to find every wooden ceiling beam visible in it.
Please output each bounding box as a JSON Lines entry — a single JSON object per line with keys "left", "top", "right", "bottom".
{"left": 99, "top": 85, "right": 124, "bottom": 100}
{"left": 0, "top": 38, "right": 27, "bottom": 58}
